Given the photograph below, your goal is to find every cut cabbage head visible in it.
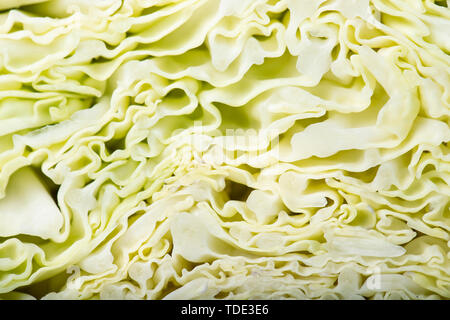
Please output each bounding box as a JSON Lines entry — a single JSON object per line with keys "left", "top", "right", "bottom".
{"left": 0, "top": 0, "right": 449, "bottom": 300}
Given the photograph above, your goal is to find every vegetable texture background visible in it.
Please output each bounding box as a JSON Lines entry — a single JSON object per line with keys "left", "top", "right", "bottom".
{"left": 0, "top": 0, "right": 449, "bottom": 300}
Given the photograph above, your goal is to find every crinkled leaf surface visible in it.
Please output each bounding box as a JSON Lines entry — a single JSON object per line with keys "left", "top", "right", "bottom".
{"left": 0, "top": 0, "right": 449, "bottom": 300}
